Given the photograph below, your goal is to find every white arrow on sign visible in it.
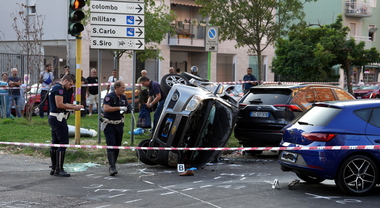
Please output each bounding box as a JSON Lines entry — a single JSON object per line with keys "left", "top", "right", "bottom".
{"left": 91, "top": 37, "right": 144, "bottom": 50}
{"left": 92, "top": 25, "right": 144, "bottom": 38}
{"left": 91, "top": 1, "right": 144, "bottom": 14}
{"left": 91, "top": 13, "right": 144, "bottom": 26}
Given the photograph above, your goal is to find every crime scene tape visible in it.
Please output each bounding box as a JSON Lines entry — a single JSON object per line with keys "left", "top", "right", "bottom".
{"left": 1, "top": 141, "right": 380, "bottom": 151}
{"left": 0, "top": 80, "right": 353, "bottom": 89}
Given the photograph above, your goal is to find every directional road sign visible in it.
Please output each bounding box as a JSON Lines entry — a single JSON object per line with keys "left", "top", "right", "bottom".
{"left": 92, "top": 25, "right": 144, "bottom": 38}
{"left": 91, "top": 37, "right": 144, "bottom": 50}
{"left": 91, "top": 13, "right": 144, "bottom": 26}
{"left": 90, "top": 1, "right": 144, "bottom": 14}
{"left": 90, "top": 0, "right": 145, "bottom": 50}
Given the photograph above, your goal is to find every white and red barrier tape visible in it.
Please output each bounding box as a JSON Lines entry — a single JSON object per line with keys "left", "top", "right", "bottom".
{"left": 2, "top": 81, "right": 375, "bottom": 90}
{"left": 1, "top": 141, "right": 379, "bottom": 151}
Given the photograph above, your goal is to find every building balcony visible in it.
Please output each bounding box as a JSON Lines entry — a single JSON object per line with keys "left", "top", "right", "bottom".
{"left": 168, "top": 22, "right": 206, "bottom": 47}
{"left": 345, "top": 1, "right": 372, "bottom": 17}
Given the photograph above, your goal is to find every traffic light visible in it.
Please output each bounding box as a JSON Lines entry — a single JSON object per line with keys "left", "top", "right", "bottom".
{"left": 68, "top": 0, "right": 86, "bottom": 37}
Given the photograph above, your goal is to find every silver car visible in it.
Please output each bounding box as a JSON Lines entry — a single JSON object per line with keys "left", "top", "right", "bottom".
{"left": 137, "top": 76, "right": 238, "bottom": 168}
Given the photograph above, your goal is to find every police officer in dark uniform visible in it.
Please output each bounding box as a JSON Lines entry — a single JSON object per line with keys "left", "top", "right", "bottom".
{"left": 102, "top": 80, "right": 130, "bottom": 176}
{"left": 48, "top": 75, "right": 83, "bottom": 177}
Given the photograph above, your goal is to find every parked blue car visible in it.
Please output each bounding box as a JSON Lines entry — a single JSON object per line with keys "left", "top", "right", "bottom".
{"left": 278, "top": 99, "right": 380, "bottom": 195}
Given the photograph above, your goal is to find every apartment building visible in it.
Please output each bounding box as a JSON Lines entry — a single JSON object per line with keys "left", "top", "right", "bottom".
{"left": 0, "top": 0, "right": 275, "bottom": 85}
{"left": 303, "top": 0, "right": 380, "bottom": 83}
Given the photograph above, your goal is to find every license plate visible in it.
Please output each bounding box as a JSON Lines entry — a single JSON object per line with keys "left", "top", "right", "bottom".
{"left": 281, "top": 151, "right": 298, "bottom": 163}
{"left": 357, "top": 97, "right": 361, "bottom": 99}
{"left": 250, "top": 111, "right": 269, "bottom": 118}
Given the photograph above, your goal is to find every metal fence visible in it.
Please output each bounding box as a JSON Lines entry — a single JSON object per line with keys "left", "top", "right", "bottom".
{"left": 0, "top": 53, "right": 58, "bottom": 85}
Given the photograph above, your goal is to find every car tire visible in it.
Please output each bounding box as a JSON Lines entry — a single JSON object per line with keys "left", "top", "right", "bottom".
{"left": 296, "top": 173, "right": 325, "bottom": 184}
{"left": 136, "top": 139, "right": 157, "bottom": 166}
{"left": 160, "top": 74, "right": 189, "bottom": 95}
{"left": 335, "top": 155, "right": 378, "bottom": 195}
{"left": 180, "top": 72, "right": 209, "bottom": 82}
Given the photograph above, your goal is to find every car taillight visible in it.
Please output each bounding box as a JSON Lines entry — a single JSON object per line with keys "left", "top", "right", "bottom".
{"left": 239, "top": 103, "right": 247, "bottom": 108}
{"left": 302, "top": 133, "right": 336, "bottom": 142}
{"left": 273, "top": 104, "right": 301, "bottom": 112}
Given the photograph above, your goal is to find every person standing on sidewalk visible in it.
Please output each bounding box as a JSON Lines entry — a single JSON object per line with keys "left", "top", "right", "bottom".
{"left": 39, "top": 64, "right": 54, "bottom": 118}
{"left": 102, "top": 80, "right": 130, "bottom": 176}
{"left": 86, "top": 68, "right": 99, "bottom": 116}
{"left": 48, "top": 75, "right": 83, "bottom": 177}
{"left": 243, "top": 67, "right": 257, "bottom": 94}
{"left": 7, "top": 68, "right": 22, "bottom": 118}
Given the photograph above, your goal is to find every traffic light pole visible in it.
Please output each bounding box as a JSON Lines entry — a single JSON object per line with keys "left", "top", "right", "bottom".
{"left": 75, "top": 35, "right": 82, "bottom": 144}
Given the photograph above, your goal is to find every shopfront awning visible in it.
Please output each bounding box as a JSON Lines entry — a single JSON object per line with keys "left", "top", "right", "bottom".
{"left": 171, "top": 0, "right": 202, "bottom": 7}
{"left": 365, "top": 65, "right": 380, "bottom": 68}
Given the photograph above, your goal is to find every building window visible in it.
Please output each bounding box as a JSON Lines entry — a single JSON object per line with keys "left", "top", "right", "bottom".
{"left": 28, "top": 5, "right": 36, "bottom": 15}
{"left": 369, "top": 25, "right": 377, "bottom": 41}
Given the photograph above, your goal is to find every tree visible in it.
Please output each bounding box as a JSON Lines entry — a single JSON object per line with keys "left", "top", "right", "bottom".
{"left": 10, "top": 3, "right": 45, "bottom": 120}
{"left": 272, "top": 22, "right": 340, "bottom": 82}
{"left": 195, "top": 0, "right": 316, "bottom": 81}
{"left": 272, "top": 15, "right": 380, "bottom": 94}
{"left": 109, "top": 0, "right": 177, "bottom": 71}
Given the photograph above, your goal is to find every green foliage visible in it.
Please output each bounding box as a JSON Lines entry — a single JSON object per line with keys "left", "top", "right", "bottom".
{"left": 273, "top": 14, "right": 380, "bottom": 87}
{"left": 0, "top": 113, "right": 240, "bottom": 164}
{"left": 195, "top": 0, "right": 316, "bottom": 80}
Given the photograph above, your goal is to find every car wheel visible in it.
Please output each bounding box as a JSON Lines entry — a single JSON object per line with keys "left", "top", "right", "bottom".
{"left": 180, "top": 72, "right": 208, "bottom": 82}
{"left": 296, "top": 173, "right": 325, "bottom": 184}
{"left": 160, "top": 74, "right": 189, "bottom": 95}
{"left": 136, "top": 139, "right": 157, "bottom": 165}
{"left": 335, "top": 155, "right": 378, "bottom": 195}
{"left": 376, "top": 94, "right": 380, "bottom": 99}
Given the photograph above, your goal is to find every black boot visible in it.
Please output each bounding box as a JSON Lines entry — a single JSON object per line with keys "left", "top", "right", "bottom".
{"left": 49, "top": 149, "right": 56, "bottom": 175}
{"left": 107, "top": 151, "right": 118, "bottom": 176}
{"left": 54, "top": 151, "right": 71, "bottom": 177}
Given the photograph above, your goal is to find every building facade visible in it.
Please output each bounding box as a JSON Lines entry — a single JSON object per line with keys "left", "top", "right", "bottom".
{"left": 0, "top": 0, "right": 275, "bottom": 87}
{"left": 303, "top": 0, "right": 380, "bottom": 84}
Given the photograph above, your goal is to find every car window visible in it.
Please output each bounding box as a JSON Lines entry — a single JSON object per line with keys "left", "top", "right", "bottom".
{"left": 297, "top": 106, "right": 342, "bottom": 126}
{"left": 333, "top": 88, "right": 355, "bottom": 100}
{"left": 312, "top": 87, "right": 335, "bottom": 102}
{"left": 242, "top": 89, "right": 292, "bottom": 105}
{"left": 369, "top": 108, "right": 380, "bottom": 127}
{"left": 354, "top": 108, "right": 372, "bottom": 122}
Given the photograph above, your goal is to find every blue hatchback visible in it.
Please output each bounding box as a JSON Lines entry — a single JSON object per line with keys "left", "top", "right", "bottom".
{"left": 278, "top": 99, "right": 380, "bottom": 195}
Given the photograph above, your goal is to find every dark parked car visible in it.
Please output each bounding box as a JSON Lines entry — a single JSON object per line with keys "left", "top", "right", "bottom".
{"left": 234, "top": 84, "right": 355, "bottom": 151}
{"left": 137, "top": 73, "right": 238, "bottom": 168}
{"left": 353, "top": 85, "right": 380, "bottom": 99}
{"left": 278, "top": 99, "right": 380, "bottom": 195}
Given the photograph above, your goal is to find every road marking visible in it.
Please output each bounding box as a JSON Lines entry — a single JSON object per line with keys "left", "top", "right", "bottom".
{"left": 125, "top": 199, "right": 142, "bottom": 204}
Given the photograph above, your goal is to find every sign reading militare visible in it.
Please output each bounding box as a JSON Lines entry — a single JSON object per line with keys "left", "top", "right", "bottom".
{"left": 90, "top": 0, "right": 144, "bottom": 50}
{"left": 91, "top": 13, "right": 144, "bottom": 26}
{"left": 205, "top": 26, "right": 219, "bottom": 52}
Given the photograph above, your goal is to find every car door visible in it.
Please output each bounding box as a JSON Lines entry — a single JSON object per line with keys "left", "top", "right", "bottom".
{"left": 365, "top": 107, "right": 380, "bottom": 145}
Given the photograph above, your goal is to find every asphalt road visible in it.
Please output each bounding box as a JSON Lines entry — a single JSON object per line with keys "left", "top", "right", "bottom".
{"left": 0, "top": 151, "right": 379, "bottom": 208}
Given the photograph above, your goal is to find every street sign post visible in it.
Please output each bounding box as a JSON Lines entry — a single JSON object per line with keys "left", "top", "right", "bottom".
{"left": 90, "top": 0, "right": 144, "bottom": 50}
{"left": 205, "top": 26, "right": 218, "bottom": 52}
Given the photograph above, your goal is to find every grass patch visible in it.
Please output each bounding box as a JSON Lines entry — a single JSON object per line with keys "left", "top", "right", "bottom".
{"left": 0, "top": 113, "right": 240, "bottom": 164}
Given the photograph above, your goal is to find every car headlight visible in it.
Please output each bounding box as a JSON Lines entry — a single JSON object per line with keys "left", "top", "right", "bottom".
{"left": 185, "top": 95, "right": 202, "bottom": 111}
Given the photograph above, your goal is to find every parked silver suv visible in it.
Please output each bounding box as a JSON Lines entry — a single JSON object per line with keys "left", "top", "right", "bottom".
{"left": 137, "top": 75, "right": 238, "bottom": 168}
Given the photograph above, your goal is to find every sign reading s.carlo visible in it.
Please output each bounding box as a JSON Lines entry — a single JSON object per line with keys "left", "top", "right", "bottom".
{"left": 90, "top": 0, "right": 144, "bottom": 50}
{"left": 205, "top": 26, "right": 219, "bottom": 52}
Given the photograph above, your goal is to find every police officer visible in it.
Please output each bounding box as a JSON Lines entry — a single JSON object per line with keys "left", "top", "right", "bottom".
{"left": 48, "top": 75, "right": 83, "bottom": 177}
{"left": 102, "top": 80, "right": 130, "bottom": 176}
